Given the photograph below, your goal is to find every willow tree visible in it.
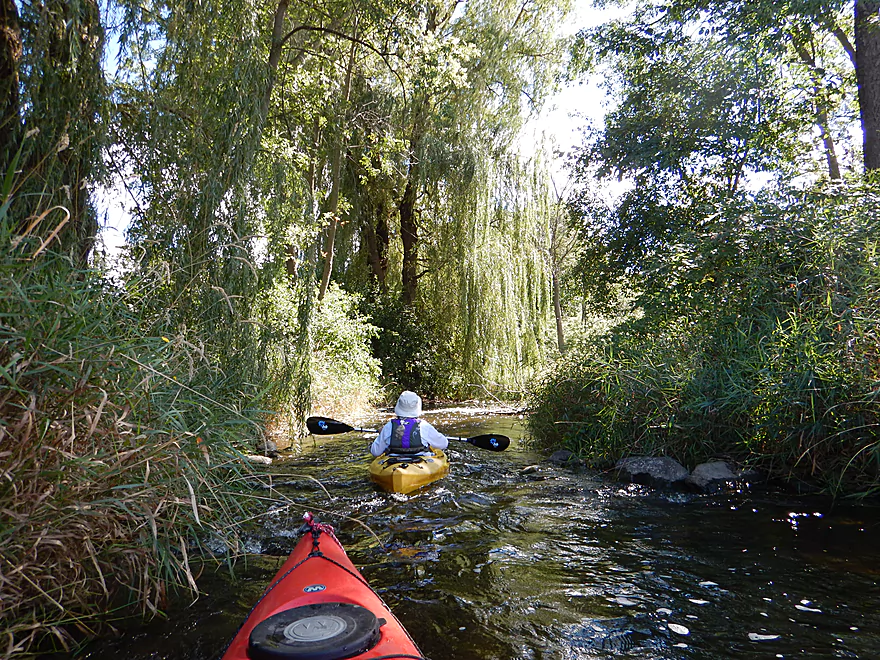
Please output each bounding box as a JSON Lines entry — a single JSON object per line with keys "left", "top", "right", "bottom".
{"left": 111, "top": 0, "right": 318, "bottom": 418}
{"left": 111, "top": 0, "right": 445, "bottom": 413}
{"left": 1, "top": 0, "right": 105, "bottom": 265}
{"left": 111, "top": 0, "right": 574, "bottom": 400}
{"left": 428, "top": 156, "right": 558, "bottom": 388}
{"left": 318, "top": 0, "right": 573, "bottom": 393}
{"left": 393, "top": 0, "right": 572, "bottom": 309}
{"left": 327, "top": 1, "right": 483, "bottom": 306}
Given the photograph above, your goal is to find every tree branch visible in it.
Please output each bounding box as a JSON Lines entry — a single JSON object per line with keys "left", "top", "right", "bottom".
{"left": 280, "top": 24, "right": 406, "bottom": 105}
{"left": 832, "top": 24, "right": 856, "bottom": 69}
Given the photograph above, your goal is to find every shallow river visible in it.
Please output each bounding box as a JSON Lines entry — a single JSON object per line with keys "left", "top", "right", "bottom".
{"left": 76, "top": 408, "right": 880, "bottom": 659}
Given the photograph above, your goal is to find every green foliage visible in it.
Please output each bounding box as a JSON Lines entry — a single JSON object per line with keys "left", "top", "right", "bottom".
{"left": 530, "top": 180, "right": 880, "bottom": 495}
{"left": 310, "top": 284, "right": 382, "bottom": 415}
{"left": 579, "top": 16, "right": 806, "bottom": 188}
{"left": 111, "top": 0, "right": 312, "bottom": 422}
{"left": 561, "top": 0, "right": 866, "bottom": 387}
{"left": 0, "top": 0, "right": 582, "bottom": 651}
{"left": 316, "top": 0, "right": 572, "bottom": 397}
{"left": 364, "top": 288, "right": 458, "bottom": 399}
{"left": 573, "top": 0, "right": 858, "bottom": 186}
{"left": 0, "top": 208, "right": 265, "bottom": 655}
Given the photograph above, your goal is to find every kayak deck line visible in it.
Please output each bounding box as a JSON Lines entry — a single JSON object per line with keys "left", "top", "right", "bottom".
{"left": 267, "top": 519, "right": 365, "bottom": 594}
{"left": 220, "top": 512, "right": 429, "bottom": 660}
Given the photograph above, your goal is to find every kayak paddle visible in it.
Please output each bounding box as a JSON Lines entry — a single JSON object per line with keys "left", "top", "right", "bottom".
{"left": 445, "top": 433, "right": 510, "bottom": 452}
{"left": 305, "top": 416, "right": 511, "bottom": 452}
{"left": 306, "top": 416, "right": 376, "bottom": 435}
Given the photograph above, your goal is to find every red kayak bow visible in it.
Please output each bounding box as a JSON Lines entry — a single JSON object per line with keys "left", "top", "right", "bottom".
{"left": 221, "top": 513, "right": 425, "bottom": 660}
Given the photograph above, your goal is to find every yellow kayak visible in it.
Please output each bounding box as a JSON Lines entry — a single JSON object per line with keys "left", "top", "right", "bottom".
{"left": 369, "top": 448, "right": 449, "bottom": 494}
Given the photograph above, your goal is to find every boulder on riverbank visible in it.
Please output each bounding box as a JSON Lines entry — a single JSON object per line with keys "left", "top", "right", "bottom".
{"left": 684, "top": 460, "right": 738, "bottom": 492}
{"left": 615, "top": 456, "right": 690, "bottom": 489}
{"left": 549, "top": 449, "right": 582, "bottom": 466}
{"left": 257, "top": 438, "right": 280, "bottom": 458}
{"left": 615, "top": 456, "right": 761, "bottom": 493}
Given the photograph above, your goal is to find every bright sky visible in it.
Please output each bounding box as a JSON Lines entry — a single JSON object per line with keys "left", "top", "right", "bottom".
{"left": 517, "top": 1, "right": 629, "bottom": 193}
{"left": 96, "top": 174, "right": 129, "bottom": 257}
{"left": 517, "top": 77, "right": 608, "bottom": 189}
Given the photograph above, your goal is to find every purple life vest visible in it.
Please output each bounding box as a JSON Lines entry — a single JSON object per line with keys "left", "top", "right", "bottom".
{"left": 389, "top": 418, "right": 424, "bottom": 454}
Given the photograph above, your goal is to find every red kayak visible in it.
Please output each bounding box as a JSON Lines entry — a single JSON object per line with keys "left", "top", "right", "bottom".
{"left": 221, "top": 513, "right": 425, "bottom": 660}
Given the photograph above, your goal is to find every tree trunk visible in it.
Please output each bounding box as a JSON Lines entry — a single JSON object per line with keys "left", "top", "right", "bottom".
{"left": 855, "top": 0, "right": 880, "bottom": 171}
{"left": 261, "top": 0, "right": 289, "bottom": 128}
{"left": 266, "top": 1, "right": 324, "bottom": 283}
{"left": 397, "top": 6, "right": 445, "bottom": 307}
{"left": 363, "top": 201, "right": 389, "bottom": 287}
{"left": 399, "top": 103, "right": 428, "bottom": 307}
{"left": 317, "top": 143, "right": 344, "bottom": 300}
{"left": 399, "top": 157, "right": 421, "bottom": 307}
{"left": 552, "top": 267, "right": 566, "bottom": 354}
{"left": 289, "top": 117, "right": 322, "bottom": 278}
{"left": 792, "top": 36, "right": 842, "bottom": 180}
{"left": 818, "top": 107, "right": 842, "bottom": 180}
{"left": 318, "top": 21, "right": 358, "bottom": 301}
{"left": 0, "top": 0, "right": 21, "bottom": 165}
{"left": 265, "top": 0, "right": 304, "bottom": 285}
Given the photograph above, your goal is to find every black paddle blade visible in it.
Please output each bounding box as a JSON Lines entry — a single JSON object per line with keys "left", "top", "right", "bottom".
{"left": 462, "top": 434, "right": 511, "bottom": 452}
{"left": 306, "top": 416, "right": 355, "bottom": 435}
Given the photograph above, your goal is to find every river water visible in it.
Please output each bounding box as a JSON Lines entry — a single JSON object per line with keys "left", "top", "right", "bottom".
{"left": 75, "top": 408, "right": 880, "bottom": 659}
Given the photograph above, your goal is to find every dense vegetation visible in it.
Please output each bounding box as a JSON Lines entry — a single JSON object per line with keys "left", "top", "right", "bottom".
{"left": 1, "top": 0, "right": 879, "bottom": 655}
{"left": 0, "top": 216, "right": 260, "bottom": 655}
{"left": 529, "top": 0, "right": 880, "bottom": 496}
{"left": 1, "top": 0, "right": 570, "bottom": 654}
{"left": 530, "top": 181, "right": 880, "bottom": 494}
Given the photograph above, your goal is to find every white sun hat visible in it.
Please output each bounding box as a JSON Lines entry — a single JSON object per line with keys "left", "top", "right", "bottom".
{"left": 394, "top": 390, "right": 422, "bottom": 418}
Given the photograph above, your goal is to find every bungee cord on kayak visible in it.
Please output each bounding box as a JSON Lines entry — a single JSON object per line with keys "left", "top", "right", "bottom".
{"left": 220, "top": 512, "right": 428, "bottom": 660}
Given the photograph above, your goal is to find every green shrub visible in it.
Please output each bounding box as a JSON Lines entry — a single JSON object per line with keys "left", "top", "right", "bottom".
{"left": 310, "top": 284, "right": 382, "bottom": 415}
{"left": 362, "top": 289, "right": 459, "bottom": 399}
{"left": 529, "top": 180, "right": 880, "bottom": 494}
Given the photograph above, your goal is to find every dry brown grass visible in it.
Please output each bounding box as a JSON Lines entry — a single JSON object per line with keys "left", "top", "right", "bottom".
{"left": 0, "top": 256, "right": 258, "bottom": 658}
{"left": 1, "top": 368, "right": 220, "bottom": 656}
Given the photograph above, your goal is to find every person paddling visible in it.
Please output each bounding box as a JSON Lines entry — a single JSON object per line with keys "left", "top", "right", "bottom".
{"left": 370, "top": 391, "right": 449, "bottom": 457}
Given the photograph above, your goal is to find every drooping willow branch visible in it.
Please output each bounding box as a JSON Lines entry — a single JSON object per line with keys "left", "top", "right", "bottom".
{"left": 280, "top": 24, "right": 407, "bottom": 105}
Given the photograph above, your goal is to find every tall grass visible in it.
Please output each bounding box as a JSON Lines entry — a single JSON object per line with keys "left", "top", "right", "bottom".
{"left": 0, "top": 205, "right": 266, "bottom": 655}
{"left": 529, "top": 180, "right": 880, "bottom": 495}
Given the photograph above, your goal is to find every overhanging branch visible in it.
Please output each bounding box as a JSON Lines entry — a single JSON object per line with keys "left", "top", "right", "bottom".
{"left": 280, "top": 24, "right": 407, "bottom": 104}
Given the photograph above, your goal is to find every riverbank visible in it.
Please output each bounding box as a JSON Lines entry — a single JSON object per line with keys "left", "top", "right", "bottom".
{"left": 0, "top": 247, "right": 272, "bottom": 659}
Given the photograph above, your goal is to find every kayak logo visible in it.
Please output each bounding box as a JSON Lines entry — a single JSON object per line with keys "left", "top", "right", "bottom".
{"left": 490, "top": 437, "right": 499, "bottom": 447}
{"left": 303, "top": 584, "right": 326, "bottom": 593}
{"left": 318, "top": 421, "right": 328, "bottom": 430}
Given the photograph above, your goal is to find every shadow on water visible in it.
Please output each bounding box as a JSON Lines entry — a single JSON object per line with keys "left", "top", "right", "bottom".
{"left": 69, "top": 407, "right": 880, "bottom": 659}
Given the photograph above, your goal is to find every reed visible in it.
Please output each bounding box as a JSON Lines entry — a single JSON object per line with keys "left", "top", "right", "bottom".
{"left": 0, "top": 207, "right": 263, "bottom": 656}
